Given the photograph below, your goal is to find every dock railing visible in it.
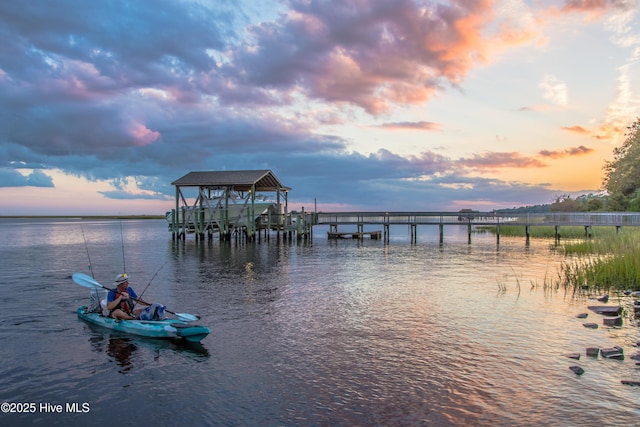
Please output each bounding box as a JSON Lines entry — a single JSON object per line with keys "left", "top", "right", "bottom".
{"left": 316, "top": 212, "right": 640, "bottom": 227}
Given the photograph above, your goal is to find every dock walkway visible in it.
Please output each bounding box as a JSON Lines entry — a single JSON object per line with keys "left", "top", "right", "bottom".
{"left": 316, "top": 212, "right": 640, "bottom": 243}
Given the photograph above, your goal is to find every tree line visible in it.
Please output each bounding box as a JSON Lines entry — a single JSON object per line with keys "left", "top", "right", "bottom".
{"left": 496, "top": 118, "right": 640, "bottom": 213}
{"left": 550, "top": 118, "right": 640, "bottom": 212}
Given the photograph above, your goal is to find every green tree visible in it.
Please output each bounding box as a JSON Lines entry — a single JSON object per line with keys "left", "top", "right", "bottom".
{"left": 603, "top": 118, "right": 640, "bottom": 197}
{"left": 551, "top": 194, "right": 581, "bottom": 212}
{"left": 606, "top": 192, "right": 630, "bottom": 211}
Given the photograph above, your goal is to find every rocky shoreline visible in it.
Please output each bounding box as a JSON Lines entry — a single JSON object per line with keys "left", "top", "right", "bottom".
{"left": 568, "top": 293, "right": 640, "bottom": 386}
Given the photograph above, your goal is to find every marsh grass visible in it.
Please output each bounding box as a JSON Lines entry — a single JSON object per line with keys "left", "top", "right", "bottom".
{"left": 557, "top": 229, "right": 640, "bottom": 292}
{"left": 480, "top": 225, "right": 640, "bottom": 292}
{"left": 476, "top": 225, "right": 595, "bottom": 239}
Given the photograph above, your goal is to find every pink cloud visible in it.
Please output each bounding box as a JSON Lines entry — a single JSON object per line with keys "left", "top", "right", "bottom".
{"left": 561, "top": 0, "right": 630, "bottom": 13}
{"left": 593, "top": 122, "right": 627, "bottom": 140}
{"left": 130, "top": 123, "right": 160, "bottom": 146}
{"left": 377, "top": 121, "right": 442, "bottom": 131}
{"left": 458, "top": 151, "right": 547, "bottom": 169}
{"left": 561, "top": 125, "right": 590, "bottom": 134}
{"left": 237, "top": 0, "right": 496, "bottom": 114}
{"left": 538, "top": 145, "right": 594, "bottom": 158}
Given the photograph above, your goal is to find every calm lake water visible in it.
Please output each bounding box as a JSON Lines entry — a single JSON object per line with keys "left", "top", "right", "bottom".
{"left": 1, "top": 218, "right": 639, "bottom": 426}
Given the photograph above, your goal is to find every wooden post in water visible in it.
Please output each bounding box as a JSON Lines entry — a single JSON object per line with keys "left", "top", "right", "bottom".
{"left": 525, "top": 225, "right": 530, "bottom": 245}
{"left": 467, "top": 222, "right": 472, "bottom": 244}
{"left": 439, "top": 223, "right": 444, "bottom": 244}
{"left": 554, "top": 225, "right": 560, "bottom": 242}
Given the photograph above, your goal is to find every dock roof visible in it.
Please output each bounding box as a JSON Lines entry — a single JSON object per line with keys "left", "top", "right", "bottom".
{"left": 171, "top": 170, "right": 290, "bottom": 192}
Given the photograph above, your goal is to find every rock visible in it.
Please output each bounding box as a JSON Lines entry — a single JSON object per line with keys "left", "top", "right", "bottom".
{"left": 587, "top": 306, "right": 622, "bottom": 316}
{"left": 597, "top": 294, "right": 609, "bottom": 303}
{"left": 583, "top": 323, "right": 599, "bottom": 329}
{"left": 621, "top": 380, "right": 640, "bottom": 386}
{"left": 603, "top": 316, "right": 623, "bottom": 327}
{"left": 576, "top": 313, "right": 588, "bottom": 319}
{"left": 566, "top": 353, "right": 581, "bottom": 360}
{"left": 601, "top": 346, "right": 624, "bottom": 359}
{"left": 569, "top": 366, "right": 585, "bottom": 376}
{"left": 586, "top": 347, "right": 600, "bottom": 357}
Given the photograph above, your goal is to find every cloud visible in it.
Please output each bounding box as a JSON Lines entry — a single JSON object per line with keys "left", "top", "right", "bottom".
{"left": 539, "top": 74, "right": 568, "bottom": 106}
{"left": 561, "top": 125, "right": 590, "bottom": 134}
{"left": 376, "top": 121, "right": 442, "bottom": 131}
{"left": 0, "top": 0, "right": 629, "bottom": 213}
{"left": 458, "top": 152, "right": 547, "bottom": 169}
{"left": 560, "top": 0, "right": 632, "bottom": 14}
{"left": 0, "top": 168, "right": 54, "bottom": 187}
{"left": 98, "top": 190, "right": 170, "bottom": 201}
{"left": 230, "top": 0, "right": 498, "bottom": 114}
{"left": 538, "top": 145, "right": 594, "bottom": 158}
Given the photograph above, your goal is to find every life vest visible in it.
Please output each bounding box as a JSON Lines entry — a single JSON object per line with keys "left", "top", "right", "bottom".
{"left": 110, "top": 291, "right": 136, "bottom": 316}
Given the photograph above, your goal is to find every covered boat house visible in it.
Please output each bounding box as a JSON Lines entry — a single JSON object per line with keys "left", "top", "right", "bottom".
{"left": 168, "top": 170, "right": 292, "bottom": 241}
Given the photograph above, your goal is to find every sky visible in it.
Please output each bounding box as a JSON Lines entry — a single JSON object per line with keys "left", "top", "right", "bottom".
{"left": 1, "top": 0, "right": 639, "bottom": 215}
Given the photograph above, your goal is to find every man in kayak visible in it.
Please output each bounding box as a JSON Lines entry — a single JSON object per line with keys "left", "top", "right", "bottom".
{"left": 106, "top": 273, "right": 145, "bottom": 320}
{"left": 106, "top": 273, "right": 165, "bottom": 321}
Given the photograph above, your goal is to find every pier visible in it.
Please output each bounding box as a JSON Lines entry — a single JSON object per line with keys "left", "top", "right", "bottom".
{"left": 316, "top": 211, "right": 640, "bottom": 244}
{"left": 168, "top": 170, "right": 315, "bottom": 242}
{"left": 165, "top": 171, "right": 640, "bottom": 244}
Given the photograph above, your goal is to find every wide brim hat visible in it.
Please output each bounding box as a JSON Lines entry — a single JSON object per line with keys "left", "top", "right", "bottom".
{"left": 113, "top": 273, "right": 129, "bottom": 286}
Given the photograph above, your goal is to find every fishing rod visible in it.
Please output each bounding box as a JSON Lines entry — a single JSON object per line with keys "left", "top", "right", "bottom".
{"left": 80, "top": 223, "right": 101, "bottom": 312}
{"left": 138, "top": 261, "right": 168, "bottom": 301}
{"left": 80, "top": 224, "right": 94, "bottom": 279}
{"left": 119, "top": 219, "right": 126, "bottom": 274}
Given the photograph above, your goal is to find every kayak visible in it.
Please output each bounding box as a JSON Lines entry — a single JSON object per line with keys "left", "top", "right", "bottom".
{"left": 77, "top": 306, "right": 210, "bottom": 342}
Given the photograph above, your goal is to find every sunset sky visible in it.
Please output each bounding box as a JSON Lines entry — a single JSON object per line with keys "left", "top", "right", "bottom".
{"left": 1, "top": 0, "right": 639, "bottom": 215}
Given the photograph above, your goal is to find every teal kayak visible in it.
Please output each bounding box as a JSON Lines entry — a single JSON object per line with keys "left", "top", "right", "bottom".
{"left": 77, "top": 306, "right": 210, "bottom": 342}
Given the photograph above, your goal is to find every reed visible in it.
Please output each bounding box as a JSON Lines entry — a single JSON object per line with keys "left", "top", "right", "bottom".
{"left": 555, "top": 229, "right": 640, "bottom": 292}
{"left": 476, "top": 225, "right": 591, "bottom": 239}
{"left": 478, "top": 224, "right": 640, "bottom": 291}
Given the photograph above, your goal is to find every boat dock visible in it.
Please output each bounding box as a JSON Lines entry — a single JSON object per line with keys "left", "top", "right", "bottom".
{"left": 327, "top": 230, "right": 382, "bottom": 240}
{"left": 166, "top": 170, "right": 640, "bottom": 244}
{"left": 168, "top": 170, "right": 315, "bottom": 242}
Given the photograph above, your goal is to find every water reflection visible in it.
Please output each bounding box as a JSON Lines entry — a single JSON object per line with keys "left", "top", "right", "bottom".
{"left": 85, "top": 325, "right": 209, "bottom": 374}
{"left": 106, "top": 338, "right": 137, "bottom": 372}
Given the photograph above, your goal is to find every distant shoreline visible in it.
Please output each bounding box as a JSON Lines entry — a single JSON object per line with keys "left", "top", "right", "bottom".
{"left": 0, "top": 215, "right": 165, "bottom": 220}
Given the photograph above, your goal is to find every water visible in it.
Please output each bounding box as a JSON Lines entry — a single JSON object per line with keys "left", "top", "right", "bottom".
{"left": 1, "top": 218, "right": 639, "bottom": 426}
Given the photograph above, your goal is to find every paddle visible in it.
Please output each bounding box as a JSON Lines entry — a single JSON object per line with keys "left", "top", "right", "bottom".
{"left": 72, "top": 272, "right": 200, "bottom": 322}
